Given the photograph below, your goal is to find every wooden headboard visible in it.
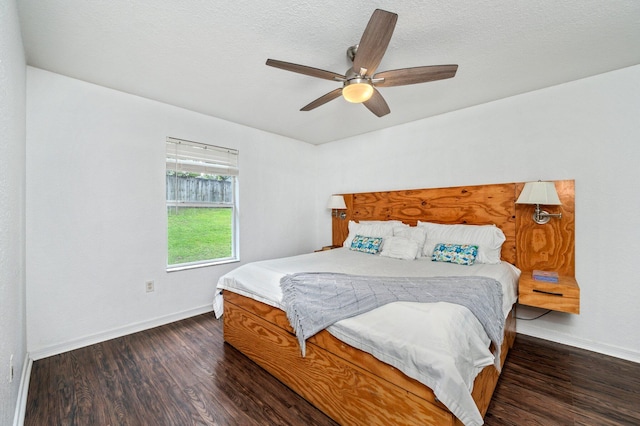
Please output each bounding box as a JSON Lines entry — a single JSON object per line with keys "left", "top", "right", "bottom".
{"left": 332, "top": 180, "right": 575, "bottom": 276}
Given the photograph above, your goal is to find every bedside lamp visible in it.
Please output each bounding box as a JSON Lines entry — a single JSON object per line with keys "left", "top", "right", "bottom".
{"left": 327, "top": 195, "right": 347, "bottom": 220}
{"left": 516, "top": 181, "right": 563, "bottom": 225}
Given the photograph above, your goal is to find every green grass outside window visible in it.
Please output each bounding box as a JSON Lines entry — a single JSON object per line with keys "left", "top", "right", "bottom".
{"left": 167, "top": 207, "right": 232, "bottom": 265}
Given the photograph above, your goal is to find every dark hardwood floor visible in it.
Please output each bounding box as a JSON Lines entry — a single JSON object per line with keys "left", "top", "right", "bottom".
{"left": 25, "top": 313, "right": 640, "bottom": 425}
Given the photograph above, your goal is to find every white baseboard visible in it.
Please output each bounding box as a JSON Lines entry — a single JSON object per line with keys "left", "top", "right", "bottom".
{"left": 29, "top": 305, "right": 214, "bottom": 361}
{"left": 13, "top": 352, "right": 32, "bottom": 426}
{"left": 517, "top": 321, "right": 640, "bottom": 364}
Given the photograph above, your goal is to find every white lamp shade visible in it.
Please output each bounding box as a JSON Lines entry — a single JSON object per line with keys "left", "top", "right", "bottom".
{"left": 327, "top": 195, "right": 347, "bottom": 209}
{"left": 516, "top": 181, "right": 561, "bottom": 205}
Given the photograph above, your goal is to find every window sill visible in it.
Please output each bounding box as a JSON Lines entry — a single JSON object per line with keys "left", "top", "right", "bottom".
{"left": 166, "top": 257, "right": 239, "bottom": 273}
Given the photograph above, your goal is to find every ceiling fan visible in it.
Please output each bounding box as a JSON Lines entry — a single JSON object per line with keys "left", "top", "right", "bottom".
{"left": 266, "top": 9, "right": 458, "bottom": 117}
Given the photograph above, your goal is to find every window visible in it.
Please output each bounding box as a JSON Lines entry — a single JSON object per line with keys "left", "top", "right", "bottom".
{"left": 166, "top": 137, "right": 239, "bottom": 270}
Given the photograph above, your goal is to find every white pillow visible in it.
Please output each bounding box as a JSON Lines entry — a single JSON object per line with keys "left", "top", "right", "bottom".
{"left": 343, "top": 220, "right": 404, "bottom": 248}
{"left": 393, "top": 226, "right": 427, "bottom": 254}
{"left": 417, "top": 221, "right": 506, "bottom": 264}
{"left": 379, "top": 236, "right": 420, "bottom": 260}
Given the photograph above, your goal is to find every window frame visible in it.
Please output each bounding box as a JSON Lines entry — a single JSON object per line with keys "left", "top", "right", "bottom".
{"left": 165, "top": 137, "right": 239, "bottom": 271}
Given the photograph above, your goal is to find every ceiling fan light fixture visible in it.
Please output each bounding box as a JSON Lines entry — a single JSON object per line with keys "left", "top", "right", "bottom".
{"left": 266, "top": 10, "right": 457, "bottom": 116}
{"left": 342, "top": 79, "right": 374, "bottom": 103}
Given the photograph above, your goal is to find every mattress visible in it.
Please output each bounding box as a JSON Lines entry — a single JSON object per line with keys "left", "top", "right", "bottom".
{"left": 215, "top": 248, "right": 520, "bottom": 426}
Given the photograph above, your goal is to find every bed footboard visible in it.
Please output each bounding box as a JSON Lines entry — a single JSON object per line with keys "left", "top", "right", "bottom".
{"left": 223, "top": 291, "right": 515, "bottom": 425}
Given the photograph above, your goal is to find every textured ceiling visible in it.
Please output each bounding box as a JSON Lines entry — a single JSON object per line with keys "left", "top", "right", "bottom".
{"left": 17, "top": 0, "right": 640, "bottom": 145}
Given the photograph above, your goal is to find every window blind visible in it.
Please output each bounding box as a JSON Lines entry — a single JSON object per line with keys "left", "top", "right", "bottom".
{"left": 166, "top": 137, "right": 239, "bottom": 176}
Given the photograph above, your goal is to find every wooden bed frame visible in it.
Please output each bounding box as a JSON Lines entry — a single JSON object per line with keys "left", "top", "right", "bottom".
{"left": 223, "top": 180, "right": 575, "bottom": 425}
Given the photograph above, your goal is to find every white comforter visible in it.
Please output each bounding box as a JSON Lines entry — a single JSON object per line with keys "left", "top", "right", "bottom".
{"left": 215, "top": 248, "right": 520, "bottom": 426}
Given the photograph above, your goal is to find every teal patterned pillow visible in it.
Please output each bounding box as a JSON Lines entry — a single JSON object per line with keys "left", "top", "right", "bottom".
{"left": 350, "top": 235, "right": 384, "bottom": 254}
{"left": 431, "top": 243, "right": 479, "bottom": 265}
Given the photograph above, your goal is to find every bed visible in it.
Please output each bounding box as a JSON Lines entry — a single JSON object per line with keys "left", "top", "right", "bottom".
{"left": 215, "top": 181, "right": 575, "bottom": 426}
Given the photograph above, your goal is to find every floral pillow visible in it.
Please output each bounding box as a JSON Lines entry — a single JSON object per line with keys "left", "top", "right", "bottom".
{"left": 431, "top": 243, "right": 479, "bottom": 266}
{"left": 350, "top": 235, "right": 384, "bottom": 254}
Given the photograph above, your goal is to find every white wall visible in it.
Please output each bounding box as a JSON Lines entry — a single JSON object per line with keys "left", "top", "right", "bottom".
{"left": 26, "top": 67, "right": 317, "bottom": 358}
{"left": 315, "top": 65, "right": 640, "bottom": 362}
{"left": 0, "top": 0, "right": 27, "bottom": 423}
{"left": 25, "top": 61, "right": 640, "bottom": 364}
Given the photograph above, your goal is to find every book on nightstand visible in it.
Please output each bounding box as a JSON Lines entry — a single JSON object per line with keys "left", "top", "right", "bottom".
{"left": 532, "top": 270, "right": 559, "bottom": 283}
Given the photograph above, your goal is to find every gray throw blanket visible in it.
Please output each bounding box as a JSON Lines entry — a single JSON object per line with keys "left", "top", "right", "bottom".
{"left": 280, "top": 272, "right": 504, "bottom": 368}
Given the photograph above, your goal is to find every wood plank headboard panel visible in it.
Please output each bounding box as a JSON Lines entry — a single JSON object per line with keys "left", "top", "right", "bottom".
{"left": 332, "top": 183, "right": 518, "bottom": 264}
{"left": 332, "top": 180, "right": 575, "bottom": 273}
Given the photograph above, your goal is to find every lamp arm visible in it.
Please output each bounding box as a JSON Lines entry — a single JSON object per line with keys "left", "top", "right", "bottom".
{"left": 533, "top": 204, "right": 562, "bottom": 224}
{"left": 538, "top": 211, "right": 563, "bottom": 218}
{"left": 332, "top": 209, "right": 347, "bottom": 220}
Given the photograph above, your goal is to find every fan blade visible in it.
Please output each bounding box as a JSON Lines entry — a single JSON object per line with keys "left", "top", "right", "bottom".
{"left": 374, "top": 65, "right": 458, "bottom": 87}
{"left": 301, "top": 88, "right": 343, "bottom": 111}
{"left": 266, "top": 59, "right": 345, "bottom": 81}
{"left": 363, "top": 88, "right": 390, "bottom": 117}
{"left": 353, "top": 9, "right": 398, "bottom": 76}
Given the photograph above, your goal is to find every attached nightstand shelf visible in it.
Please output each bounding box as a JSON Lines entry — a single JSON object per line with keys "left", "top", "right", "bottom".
{"left": 314, "top": 245, "right": 342, "bottom": 252}
{"left": 519, "top": 273, "right": 580, "bottom": 314}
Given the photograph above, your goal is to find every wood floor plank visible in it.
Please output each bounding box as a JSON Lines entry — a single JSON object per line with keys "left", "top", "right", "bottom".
{"left": 23, "top": 358, "right": 51, "bottom": 425}
{"left": 52, "top": 351, "right": 75, "bottom": 423}
{"left": 183, "top": 381, "right": 252, "bottom": 426}
{"left": 92, "top": 342, "right": 141, "bottom": 425}
{"left": 69, "top": 348, "right": 110, "bottom": 425}
{"left": 25, "top": 313, "right": 640, "bottom": 425}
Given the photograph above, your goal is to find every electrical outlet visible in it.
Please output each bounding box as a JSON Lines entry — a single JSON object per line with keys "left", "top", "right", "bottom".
{"left": 9, "top": 354, "right": 13, "bottom": 383}
{"left": 145, "top": 280, "right": 155, "bottom": 293}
